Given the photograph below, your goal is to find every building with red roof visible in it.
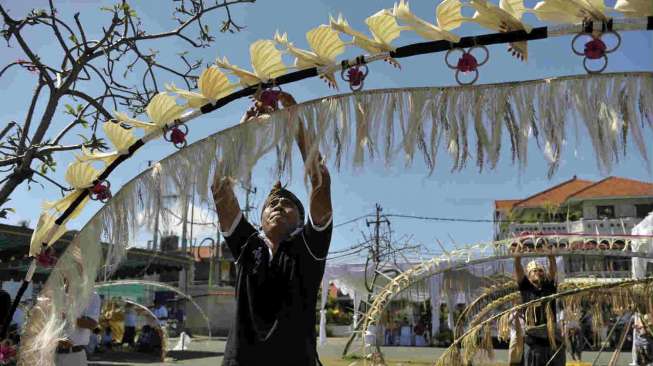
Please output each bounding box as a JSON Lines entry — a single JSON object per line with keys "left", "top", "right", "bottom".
{"left": 494, "top": 176, "right": 653, "bottom": 240}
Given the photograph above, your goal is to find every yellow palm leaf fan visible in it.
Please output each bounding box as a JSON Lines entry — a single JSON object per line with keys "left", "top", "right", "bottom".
{"left": 250, "top": 39, "right": 287, "bottom": 82}
{"left": 216, "top": 40, "right": 287, "bottom": 87}
{"left": 614, "top": 0, "right": 653, "bottom": 17}
{"left": 274, "top": 26, "right": 345, "bottom": 88}
{"left": 165, "top": 66, "right": 234, "bottom": 108}
{"left": 28, "top": 212, "right": 68, "bottom": 257}
{"left": 329, "top": 11, "right": 403, "bottom": 54}
{"left": 468, "top": 0, "right": 533, "bottom": 60}
{"left": 392, "top": 0, "right": 465, "bottom": 43}
{"left": 146, "top": 92, "right": 187, "bottom": 128}
{"left": 330, "top": 11, "right": 405, "bottom": 69}
{"left": 531, "top": 0, "right": 609, "bottom": 23}
{"left": 42, "top": 161, "right": 100, "bottom": 219}
{"left": 76, "top": 122, "right": 137, "bottom": 164}
{"left": 114, "top": 92, "right": 186, "bottom": 135}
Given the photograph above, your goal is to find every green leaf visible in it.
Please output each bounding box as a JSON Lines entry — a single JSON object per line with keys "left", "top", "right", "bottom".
{"left": 76, "top": 104, "right": 84, "bottom": 113}
{"left": 79, "top": 118, "right": 89, "bottom": 128}
{"left": 68, "top": 34, "right": 78, "bottom": 44}
{"left": 64, "top": 103, "right": 75, "bottom": 116}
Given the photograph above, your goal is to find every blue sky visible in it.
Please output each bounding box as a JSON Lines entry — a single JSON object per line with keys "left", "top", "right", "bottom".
{"left": 1, "top": 0, "right": 652, "bottom": 262}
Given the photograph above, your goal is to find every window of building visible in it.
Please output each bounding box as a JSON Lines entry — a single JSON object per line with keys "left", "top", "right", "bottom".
{"left": 636, "top": 204, "right": 653, "bottom": 218}
{"left": 596, "top": 205, "right": 615, "bottom": 219}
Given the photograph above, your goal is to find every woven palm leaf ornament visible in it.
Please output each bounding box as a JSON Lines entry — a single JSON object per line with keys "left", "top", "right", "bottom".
{"left": 7, "top": 0, "right": 653, "bottom": 363}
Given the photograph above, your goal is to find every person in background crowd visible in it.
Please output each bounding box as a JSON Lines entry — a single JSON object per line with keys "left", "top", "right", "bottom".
{"left": 86, "top": 328, "right": 100, "bottom": 354}
{"left": 101, "top": 327, "right": 113, "bottom": 351}
{"left": 634, "top": 313, "right": 653, "bottom": 366}
{"left": 55, "top": 290, "right": 101, "bottom": 366}
{"left": 122, "top": 303, "right": 136, "bottom": 347}
{"left": 152, "top": 300, "right": 168, "bottom": 327}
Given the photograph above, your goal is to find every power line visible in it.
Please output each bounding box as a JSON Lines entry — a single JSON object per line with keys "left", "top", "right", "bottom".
{"left": 333, "top": 214, "right": 374, "bottom": 228}
{"left": 333, "top": 212, "right": 564, "bottom": 228}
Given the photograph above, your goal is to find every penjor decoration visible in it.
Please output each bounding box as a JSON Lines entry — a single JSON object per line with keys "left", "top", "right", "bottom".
{"left": 7, "top": 1, "right": 653, "bottom": 364}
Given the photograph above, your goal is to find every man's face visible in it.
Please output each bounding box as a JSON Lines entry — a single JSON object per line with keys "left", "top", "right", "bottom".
{"left": 261, "top": 196, "right": 300, "bottom": 239}
{"left": 528, "top": 267, "right": 545, "bottom": 286}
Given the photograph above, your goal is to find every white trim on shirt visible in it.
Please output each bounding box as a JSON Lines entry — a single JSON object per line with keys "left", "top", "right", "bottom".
{"left": 309, "top": 212, "right": 333, "bottom": 232}
{"left": 221, "top": 211, "right": 243, "bottom": 238}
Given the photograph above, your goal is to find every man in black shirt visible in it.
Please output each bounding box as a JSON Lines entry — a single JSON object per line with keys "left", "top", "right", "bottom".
{"left": 212, "top": 92, "right": 332, "bottom": 366}
{"left": 514, "top": 254, "right": 565, "bottom": 366}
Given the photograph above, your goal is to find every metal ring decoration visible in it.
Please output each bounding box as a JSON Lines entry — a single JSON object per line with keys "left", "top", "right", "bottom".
{"left": 468, "top": 45, "right": 490, "bottom": 67}
{"left": 583, "top": 55, "right": 608, "bottom": 73}
{"left": 571, "top": 33, "right": 592, "bottom": 56}
{"left": 164, "top": 123, "right": 189, "bottom": 149}
{"left": 602, "top": 31, "right": 622, "bottom": 54}
{"left": 341, "top": 64, "right": 369, "bottom": 92}
{"left": 445, "top": 46, "right": 489, "bottom": 86}
{"left": 572, "top": 31, "right": 621, "bottom": 74}
{"left": 444, "top": 48, "right": 466, "bottom": 69}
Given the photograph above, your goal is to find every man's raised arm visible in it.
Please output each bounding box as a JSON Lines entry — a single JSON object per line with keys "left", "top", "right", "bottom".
{"left": 211, "top": 167, "right": 241, "bottom": 236}
{"left": 279, "top": 93, "right": 332, "bottom": 227}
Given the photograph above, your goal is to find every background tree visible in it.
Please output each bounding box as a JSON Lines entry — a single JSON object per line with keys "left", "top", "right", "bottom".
{"left": 0, "top": 0, "right": 254, "bottom": 218}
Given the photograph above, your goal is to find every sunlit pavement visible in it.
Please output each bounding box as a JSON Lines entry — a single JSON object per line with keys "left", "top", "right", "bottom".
{"left": 87, "top": 336, "right": 635, "bottom": 365}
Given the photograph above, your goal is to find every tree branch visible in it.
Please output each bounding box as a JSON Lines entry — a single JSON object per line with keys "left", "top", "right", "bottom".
{"left": 0, "top": 5, "right": 55, "bottom": 88}
{"left": 30, "top": 169, "right": 72, "bottom": 193}
{"left": 64, "top": 90, "right": 113, "bottom": 120}
{"left": 47, "top": 0, "right": 75, "bottom": 68}
{"left": 19, "top": 81, "right": 46, "bottom": 152}
{"left": 37, "top": 143, "right": 87, "bottom": 155}
{"left": 0, "top": 122, "right": 16, "bottom": 142}
{"left": 89, "top": 0, "right": 254, "bottom": 59}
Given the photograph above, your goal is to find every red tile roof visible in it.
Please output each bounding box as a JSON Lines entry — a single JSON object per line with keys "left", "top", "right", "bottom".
{"left": 495, "top": 200, "right": 520, "bottom": 212}
{"left": 494, "top": 176, "right": 653, "bottom": 211}
{"left": 512, "top": 176, "right": 595, "bottom": 208}
{"left": 567, "top": 176, "right": 653, "bottom": 200}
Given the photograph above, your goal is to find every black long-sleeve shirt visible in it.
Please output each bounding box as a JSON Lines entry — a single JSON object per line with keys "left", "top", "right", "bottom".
{"left": 221, "top": 213, "right": 332, "bottom": 366}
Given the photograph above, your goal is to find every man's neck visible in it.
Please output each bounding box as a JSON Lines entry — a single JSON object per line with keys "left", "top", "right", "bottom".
{"left": 261, "top": 231, "right": 283, "bottom": 254}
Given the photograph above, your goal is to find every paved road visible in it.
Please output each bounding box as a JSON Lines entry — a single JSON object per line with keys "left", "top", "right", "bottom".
{"left": 88, "top": 336, "right": 636, "bottom": 365}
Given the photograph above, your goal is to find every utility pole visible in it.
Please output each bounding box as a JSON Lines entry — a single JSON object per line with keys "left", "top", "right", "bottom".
{"left": 366, "top": 203, "right": 390, "bottom": 264}
{"left": 241, "top": 184, "right": 257, "bottom": 221}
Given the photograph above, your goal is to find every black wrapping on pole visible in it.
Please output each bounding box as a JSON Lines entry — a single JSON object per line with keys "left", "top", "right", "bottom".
{"left": 54, "top": 139, "right": 145, "bottom": 226}
{"left": 391, "top": 27, "right": 549, "bottom": 59}
{"left": 1, "top": 280, "right": 29, "bottom": 338}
